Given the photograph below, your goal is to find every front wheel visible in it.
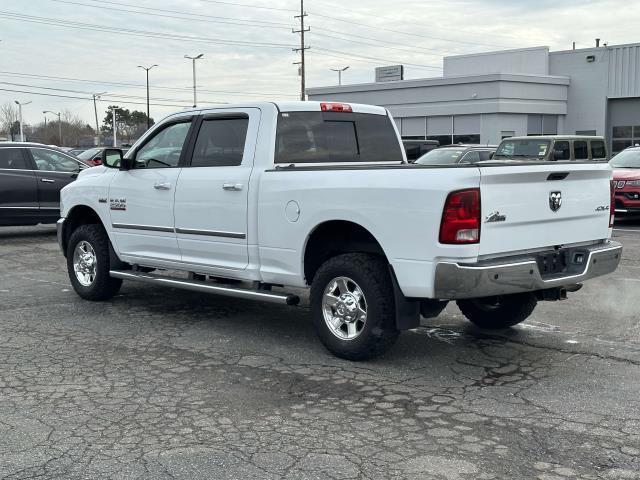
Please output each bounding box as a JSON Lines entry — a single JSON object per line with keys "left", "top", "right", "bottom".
{"left": 67, "top": 224, "right": 122, "bottom": 301}
{"left": 310, "top": 253, "right": 399, "bottom": 361}
{"left": 456, "top": 293, "right": 537, "bottom": 329}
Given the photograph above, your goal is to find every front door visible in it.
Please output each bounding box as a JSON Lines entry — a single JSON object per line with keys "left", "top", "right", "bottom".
{"left": 174, "top": 109, "right": 259, "bottom": 271}
{"left": 29, "top": 147, "right": 83, "bottom": 216}
{"left": 108, "top": 118, "right": 194, "bottom": 263}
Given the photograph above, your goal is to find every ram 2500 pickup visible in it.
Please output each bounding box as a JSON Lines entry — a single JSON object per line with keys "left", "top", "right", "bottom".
{"left": 57, "top": 101, "right": 622, "bottom": 360}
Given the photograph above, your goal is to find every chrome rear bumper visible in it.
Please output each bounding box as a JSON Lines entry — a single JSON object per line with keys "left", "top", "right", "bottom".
{"left": 434, "top": 241, "right": 622, "bottom": 300}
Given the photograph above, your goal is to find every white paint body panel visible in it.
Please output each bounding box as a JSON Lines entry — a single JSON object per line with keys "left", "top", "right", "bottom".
{"left": 59, "top": 101, "right": 615, "bottom": 300}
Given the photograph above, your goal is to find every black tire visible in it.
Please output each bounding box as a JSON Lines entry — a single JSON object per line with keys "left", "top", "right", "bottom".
{"left": 310, "top": 253, "right": 399, "bottom": 361}
{"left": 456, "top": 293, "right": 537, "bottom": 329}
{"left": 67, "top": 224, "right": 122, "bottom": 301}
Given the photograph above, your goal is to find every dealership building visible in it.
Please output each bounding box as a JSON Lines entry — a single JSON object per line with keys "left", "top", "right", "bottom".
{"left": 307, "top": 43, "right": 640, "bottom": 154}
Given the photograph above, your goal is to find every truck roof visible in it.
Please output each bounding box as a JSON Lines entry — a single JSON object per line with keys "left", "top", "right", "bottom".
{"left": 174, "top": 101, "right": 389, "bottom": 117}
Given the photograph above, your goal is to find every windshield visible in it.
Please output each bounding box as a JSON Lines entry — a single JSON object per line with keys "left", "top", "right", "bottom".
{"left": 415, "top": 148, "right": 465, "bottom": 165}
{"left": 77, "top": 148, "right": 101, "bottom": 160}
{"left": 610, "top": 149, "right": 640, "bottom": 168}
{"left": 495, "top": 139, "right": 550, "bottom": 159}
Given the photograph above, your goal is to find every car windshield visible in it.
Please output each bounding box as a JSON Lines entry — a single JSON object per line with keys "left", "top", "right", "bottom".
{"left": 415, "top": 148, "right": 465, "bottom": 165}
{"left": 77, "top": 148, "right": 101, "bottom": 160}
{"left": 610, "top": 149, "right": 640, "bottom": 168}
{"left": 495, "top": 139, "right": 550, "bottom": 159}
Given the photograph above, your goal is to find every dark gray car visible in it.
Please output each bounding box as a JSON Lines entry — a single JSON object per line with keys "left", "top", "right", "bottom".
{"left": 0, "top": 143, "right": 90, "bottom": 226}
{"left": 415, "top": 145, "right": 497, "bottom": 165}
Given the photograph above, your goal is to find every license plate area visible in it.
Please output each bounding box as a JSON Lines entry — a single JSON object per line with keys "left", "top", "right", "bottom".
{"left": 536, "top": 251, "right": 567, "bottom": 276}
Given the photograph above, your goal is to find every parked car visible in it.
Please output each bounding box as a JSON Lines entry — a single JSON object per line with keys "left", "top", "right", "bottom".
{"left": 402, "top": 139, "right": 439, "bottom": 162}
{"left": 610, "top": 146, "right": 640, "bottom": 215}
{"left": 415, "top": 145, "right": 497, "bottom": 165}
{"left": 76, "top": 147, "right": 126, "bottom": 166}
{"left": 68, "top": 147, "right": 90, "bottom": 157}
{"left": 0, "top": 142, "right": 91, "bottom": 226}
{"left": 57, "top": 101, "right": 621, "bottom": 360}
{"left": 493, "top": 135, "right": 608, "bottom": 162}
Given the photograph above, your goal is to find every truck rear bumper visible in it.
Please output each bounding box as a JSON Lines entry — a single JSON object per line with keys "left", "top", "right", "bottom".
{"left": 433, "top": 241, "right": 622, "bottom": 300}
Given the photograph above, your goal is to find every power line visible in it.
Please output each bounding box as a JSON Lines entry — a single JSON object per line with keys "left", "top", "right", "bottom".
{"left": 50, "top": 0, "right": 293, "bottom": 30}
{"left": 310, "top": 31, "right": 443, "bottom": 58}
{"left": 313, "top": 47, "right": 442, "bottom": 70}
{"left": 0, "top": 11, "right": 295, "bottom": 49}
{"left": 197, "top": 0, "right": 297, "bottom": 13}
{"left": 0, "top": 70, "right": 298, "bottom": 97}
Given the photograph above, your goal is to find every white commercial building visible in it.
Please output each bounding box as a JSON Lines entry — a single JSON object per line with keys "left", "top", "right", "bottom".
{"left": 307, "top": 43, "right": 640, "bottom": 154}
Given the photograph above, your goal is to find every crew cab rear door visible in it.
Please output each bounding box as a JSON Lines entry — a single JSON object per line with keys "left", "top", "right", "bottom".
{"left": 478, "top": 162, "right": 612, "bottom": 256}
{"left": 173, "top": 108, "right": 259, "bottom": 271}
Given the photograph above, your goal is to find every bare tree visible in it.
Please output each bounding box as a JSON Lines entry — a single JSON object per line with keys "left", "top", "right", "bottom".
{"left": 0, "top": 102, "right": 18, "bottom": 139}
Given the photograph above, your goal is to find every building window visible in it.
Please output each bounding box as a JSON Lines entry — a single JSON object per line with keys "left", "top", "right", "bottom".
{"left": 427, "top": 135, "right": 453, "bottom": 147}
{"left": 501, "top": 131, "right": 515, "bottom": 139}
{"left": 611, "top": 125, "right": 640, "bottom": 154}
{"left": 453, "top": 134, "right": 480, "bottom": 144}
{"left": 527, "top": 114, "right": 557, "bottom": 135}
{"left": 576, "top": 130, "right": 596, "bottom": 136}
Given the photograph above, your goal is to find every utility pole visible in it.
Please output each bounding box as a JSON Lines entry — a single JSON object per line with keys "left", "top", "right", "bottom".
{"left": 44, "top": 111, "right": 62, "bottom": 145}
{"left": 330, "top": 66, "right": 349, "bottom": 86}
{"left": 111, "top": 106, "right": 118, "bottom": 147}
{"left": 14, "top": 100, "right": 31, "bottom": 142}
{"left": 184, "top": 54, "right": 203, "bottom": 108}
{"left": 137, "top": 65, "right": 157, "bottom": 129}
{"left": 92, "top": 92, "right": 106, "bottom": 146}
{"left": 293, "top": 0, "right": 310, "bottom": 101}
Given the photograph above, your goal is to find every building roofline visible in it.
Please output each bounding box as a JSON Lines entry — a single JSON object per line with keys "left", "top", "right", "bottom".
{"left": 552, "top": 41, "right": 640, "bottom": 54}
{"left": 444, "top": 45, "right": 550, "bottom": 61}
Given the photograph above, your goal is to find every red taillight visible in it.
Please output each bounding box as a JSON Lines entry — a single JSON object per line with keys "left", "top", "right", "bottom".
{"left": 320, "top": 102, "right": 352, "bottom": 113}
{"left": 439, "top": 188, "right": 481, "bottom": 244}
{"left": 610, "top": 180, "right": 615, "bottom": 227}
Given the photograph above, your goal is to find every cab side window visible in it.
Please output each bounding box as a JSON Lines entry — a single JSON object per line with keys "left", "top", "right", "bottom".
{"left": 574, "top": 141, "right": 588, "bottom": 160}
{"left": 590, "top": 140, "right": 606, "bottom": 160}
{"left": 31, "top": 148, "right": 79, "bottom": 172}
{"left": 553, "top": 141, "right": 570, "bottom": 161}
{"left": 0, "top": 148, "right": 28, "bottom": 170}
{"left": 133, "top": 121, "right": 191, "bottom": 169}
{"left": 190, "top": 117, "right": 249, "bottom": 167}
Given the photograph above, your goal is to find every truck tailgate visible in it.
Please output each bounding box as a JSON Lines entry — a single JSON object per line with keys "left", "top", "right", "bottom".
{"left": 479, "top": 163, "right": 612, "bottom": 256}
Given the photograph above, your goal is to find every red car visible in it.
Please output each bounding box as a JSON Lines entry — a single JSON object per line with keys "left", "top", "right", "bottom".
{"left": 610, "top": 146, "right": 640, "bottom": 215}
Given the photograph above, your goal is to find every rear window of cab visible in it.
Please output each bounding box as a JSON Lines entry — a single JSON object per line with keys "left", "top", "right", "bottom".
{"left": 275, "top": 111, "right": 404, "bottom": 164}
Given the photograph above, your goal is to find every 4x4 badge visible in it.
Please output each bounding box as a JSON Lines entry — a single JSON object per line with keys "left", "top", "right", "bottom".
{"left": 549, "top": 191, "right": 562, "bottom": 212}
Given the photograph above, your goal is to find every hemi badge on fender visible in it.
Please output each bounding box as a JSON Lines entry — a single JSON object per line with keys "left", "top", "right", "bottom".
{"left": 98, "top": 198, "right": 107, "bottom": 203}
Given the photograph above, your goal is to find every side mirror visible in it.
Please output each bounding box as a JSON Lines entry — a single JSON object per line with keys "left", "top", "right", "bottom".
{"left": 102, "top": 148, "right": 123, "bottom": 168}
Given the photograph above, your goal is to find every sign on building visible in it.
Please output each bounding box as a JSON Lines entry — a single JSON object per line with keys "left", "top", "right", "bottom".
{"left": 375, "top": 65, "right": 404, "bottom": 82}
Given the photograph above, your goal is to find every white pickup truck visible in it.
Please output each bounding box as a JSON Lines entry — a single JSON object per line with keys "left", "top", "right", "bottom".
{"left": 58, "top": 101, "right": 622, "bottom": 360}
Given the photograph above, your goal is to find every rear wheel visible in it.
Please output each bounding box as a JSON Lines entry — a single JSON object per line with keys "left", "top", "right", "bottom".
{"left": 310, "top": 253, "right": 399, "bottom": 361}
{"left": 456, "top": 293, "right": 537, "bottom": 329}
{"left": 67, "top": 224, "right": 122, "bottom": 301}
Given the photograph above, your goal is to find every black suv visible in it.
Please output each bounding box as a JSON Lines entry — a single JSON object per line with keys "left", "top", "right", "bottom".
{"left": 0, "top": 143, "right": 90, "bottom": 226}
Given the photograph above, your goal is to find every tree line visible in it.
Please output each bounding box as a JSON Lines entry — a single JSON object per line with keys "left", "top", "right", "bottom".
{"left": 0, "top": 102, "right": 153, "bottom": 146}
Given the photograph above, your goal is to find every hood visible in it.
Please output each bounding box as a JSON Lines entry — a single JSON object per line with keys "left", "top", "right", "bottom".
{"left": 612, "top": 168, "right": 640, "bottom": 180}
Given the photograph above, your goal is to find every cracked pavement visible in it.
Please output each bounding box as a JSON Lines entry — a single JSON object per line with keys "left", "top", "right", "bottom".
{"left": 0, "top": 224, "right": 639, "bottom": 479}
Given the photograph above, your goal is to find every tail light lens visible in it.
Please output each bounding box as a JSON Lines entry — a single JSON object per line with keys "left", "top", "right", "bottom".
{"left": 610, "top": 180, "right": 615, "bottom": 227}
{"left": 439, "top": 188, "right": 481, "bottom": 244}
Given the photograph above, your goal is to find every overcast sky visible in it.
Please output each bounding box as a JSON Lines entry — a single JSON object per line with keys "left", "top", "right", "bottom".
{"left": 1, "top": 0, "right": 639, "bottom": 129}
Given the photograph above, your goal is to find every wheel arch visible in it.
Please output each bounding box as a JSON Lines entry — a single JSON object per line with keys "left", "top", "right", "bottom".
{"left": 61, "top": 205, "right": 106, "bottom": 257}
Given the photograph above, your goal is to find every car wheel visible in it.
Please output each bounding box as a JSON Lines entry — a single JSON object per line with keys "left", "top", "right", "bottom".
{"left": 67, "top": 224, "right": 122, "bottom": 301}
{"left": 456, "top": 293, "right": 537, "bottom": 329}
{"left": 310, "top": 253, "right": 399, "bottom": 361}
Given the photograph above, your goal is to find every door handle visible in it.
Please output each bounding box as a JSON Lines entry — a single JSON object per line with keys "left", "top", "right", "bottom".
{"left": 40, "top": 178, "right": 55, "bottom": 183}
{"left": 222, "top": 183, "right": 243, "bottom": 191}
{"left": 153, "top": 182, "right": 172, "bottom": 190}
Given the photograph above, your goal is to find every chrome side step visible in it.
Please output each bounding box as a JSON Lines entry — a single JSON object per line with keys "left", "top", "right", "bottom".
{"left": 109, "top": 270, "right": 300, "bottom": 305}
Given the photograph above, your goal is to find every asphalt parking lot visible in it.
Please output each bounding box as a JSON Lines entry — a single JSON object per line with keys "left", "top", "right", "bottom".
{"left": 1, "top": 224, "right": 639, "bottom": 480}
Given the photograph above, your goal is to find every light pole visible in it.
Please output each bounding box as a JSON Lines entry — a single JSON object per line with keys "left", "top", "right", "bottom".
{"left": 43, "top": 110, "right": 62, "bottom": 145}
{"left": 110, "top": 106, "right": 118, "bottom": 147}
{"left": 330, "top": 66, "right": 349, "bottom": 86}
{"left": 184, "top": 54, "right": 203, "bottom": 108}
{"left": 92, "top": 92, "right": 106, "bottom": 146}
{"left": 137, "top": 65, "right": 157, "bottom": 129}
{"left": 14, "top": 100, "right": 31, "bottom": 142}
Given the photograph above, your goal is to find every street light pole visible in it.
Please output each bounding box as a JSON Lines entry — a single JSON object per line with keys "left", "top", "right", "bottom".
{"left": 111, "top": 106, "right": 118, "bottom": 147}
{"left": 44, "top": 110, "right": 62, "bottom": 145}
{"left": 330, "top": 66, "right": 350, "bottom": 86}
{"left": 92, "top": 92, "right": 106, "bottom": 146}
{"left": 137, "top": 65, "right": 157, "bottom": 129}
{"left": 184, "top": 54, "right": 203, "bottom": 108}
{"left": 14, "top": 100, "right": 31, "bottom": 142}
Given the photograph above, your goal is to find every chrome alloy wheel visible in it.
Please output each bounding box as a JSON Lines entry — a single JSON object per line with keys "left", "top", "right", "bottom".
{"left": 73, "top": 240, "right": 97, "bottom": 287}
{"left": 322, "top": 276, "right": 367, "bottom": 340}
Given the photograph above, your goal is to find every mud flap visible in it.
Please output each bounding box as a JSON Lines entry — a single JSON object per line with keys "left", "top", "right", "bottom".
{"left": 388, "top": 265, "right": 421, "bottom": 330}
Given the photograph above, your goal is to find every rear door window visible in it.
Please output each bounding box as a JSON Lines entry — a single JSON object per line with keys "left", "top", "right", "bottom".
{"left": 190, "top": 117, "right": 249, "bottom": 167}
{"left": 275, "top": 111, "right": 403, "bottom": 164}
{"left": 0, "top": 148, "right": 29, "bottom": 170}
{"left": 590, "top": 140, "right": 607, "bottom": 159}
{"left": 553, "top": 141, "right": 571, "bottom": 161}
{"left": 574, "top": 141, "right": 588, "bottom": 160}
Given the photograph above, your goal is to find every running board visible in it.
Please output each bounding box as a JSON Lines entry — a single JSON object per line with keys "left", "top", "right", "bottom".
{"left": 109, "top": 270, "right": 300, "bottom": 305}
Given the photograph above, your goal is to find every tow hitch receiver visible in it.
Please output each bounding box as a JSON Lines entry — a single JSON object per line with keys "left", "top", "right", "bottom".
{"left": 536, "top": 284, "right": 582, "bottom": 301}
